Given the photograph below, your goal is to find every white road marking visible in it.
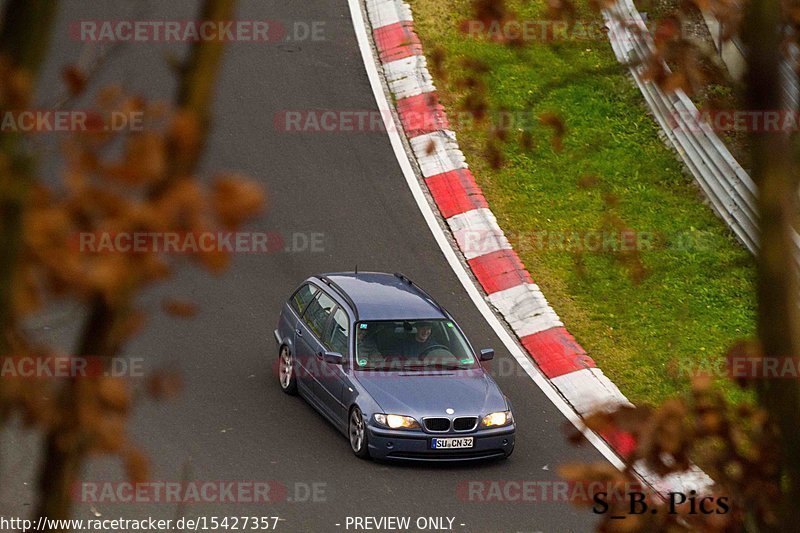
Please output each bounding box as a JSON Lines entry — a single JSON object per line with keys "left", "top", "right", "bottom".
{"left": 487, "top": 284, "right": 564, "bottom": 338}
{"left": 409, "top": 130, "right": 467, "bottom": 177}
{"left": 382, "top": 55, "right": 437, "bottom": 98}
{"left": 447, "top": 207, "right": 512, "bottom": 259}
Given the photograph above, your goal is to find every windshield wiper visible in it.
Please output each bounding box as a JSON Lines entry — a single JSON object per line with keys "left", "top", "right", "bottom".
{"left": 401, "top": 362, "right": 470, "bottom": 371}
{"left": 356, "top": 361, "right": 472, "bottom": 371}
{"left": 355, "top": 365, "right": 406, "bottom": 372}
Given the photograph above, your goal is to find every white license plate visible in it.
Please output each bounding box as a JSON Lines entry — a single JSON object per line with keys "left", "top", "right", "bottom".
{"left": 431, "top": 437, "right": 474, "bottom": 449}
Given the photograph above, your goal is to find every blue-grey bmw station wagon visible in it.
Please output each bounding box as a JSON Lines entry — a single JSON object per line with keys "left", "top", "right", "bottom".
{"left": 273, "top": 272, "right": 515, "bottom": 461}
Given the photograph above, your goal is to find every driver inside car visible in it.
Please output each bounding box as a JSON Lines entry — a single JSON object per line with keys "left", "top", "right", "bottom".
{"left": 400, "top": 321, "right": 438, "bottom": 358}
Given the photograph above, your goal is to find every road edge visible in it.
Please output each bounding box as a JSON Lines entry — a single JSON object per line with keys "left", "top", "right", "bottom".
{"left": 347, "top": 0, "right": 713, "bottom": 494}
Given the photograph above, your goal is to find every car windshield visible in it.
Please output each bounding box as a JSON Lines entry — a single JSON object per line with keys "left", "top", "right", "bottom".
{"left": 354, "top": 319, "right": 478, "bottom": 371}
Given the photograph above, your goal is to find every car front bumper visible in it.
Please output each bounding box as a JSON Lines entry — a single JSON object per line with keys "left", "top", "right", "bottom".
{"left": 367, "top": 424, "right": 515, "bottom": 461}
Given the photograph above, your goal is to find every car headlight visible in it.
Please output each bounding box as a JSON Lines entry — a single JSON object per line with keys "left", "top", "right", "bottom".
{"left": 373, "top": 413, "right": 421, "bottom": 430}
{"left": 480, "top": 410, "right": 514, "bottom": 428}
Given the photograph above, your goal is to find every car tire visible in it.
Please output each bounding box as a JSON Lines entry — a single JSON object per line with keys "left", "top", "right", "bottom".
{"left": 278, "top": 345, "right": 297, "bottom": 395}
{"left": 349, "top": 406, "right": 370, "bottom": 459}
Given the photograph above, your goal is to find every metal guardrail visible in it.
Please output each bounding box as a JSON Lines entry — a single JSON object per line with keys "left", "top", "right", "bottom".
{"left": 603, "top": 0, "right": 760, "bottom": 254}
{"left": 708, "top": 18, "right": 798, "bottom": 112}
{"left": 780, "top": 43, "right": 799, "bottom": 111}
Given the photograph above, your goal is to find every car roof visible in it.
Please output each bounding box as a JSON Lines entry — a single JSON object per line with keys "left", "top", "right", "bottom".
{"left": 316, "top": 272, "right": 447, "bottom": 321}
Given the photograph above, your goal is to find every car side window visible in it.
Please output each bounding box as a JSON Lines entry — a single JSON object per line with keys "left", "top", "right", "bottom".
{"left": 302, "top": 290, "right": 337, "bottom": 339}
{"left": 290, "top": 283, "right": 318, "bottom": 316}
{"left": 324, "top": 307, "right": 350, "bottom": 355}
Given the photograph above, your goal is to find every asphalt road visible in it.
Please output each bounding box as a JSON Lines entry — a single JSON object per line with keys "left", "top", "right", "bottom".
{"left": 1, "top": 1, "right": 607, "bottom": 531}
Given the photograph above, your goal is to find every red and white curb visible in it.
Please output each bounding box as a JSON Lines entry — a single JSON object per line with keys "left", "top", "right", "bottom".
{"left": 362, "top": 0, "right": 711, "bottom": 494}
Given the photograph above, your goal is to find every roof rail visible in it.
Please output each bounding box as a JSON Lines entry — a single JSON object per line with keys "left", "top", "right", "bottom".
{"left": 394, "top": 272, "right": 412, "bottom": 284}
{"left": 393, "top": 272, "right": 449, "bottom": 317}
{"left": 319, "top": 275, "right": 359, "bottom": 320}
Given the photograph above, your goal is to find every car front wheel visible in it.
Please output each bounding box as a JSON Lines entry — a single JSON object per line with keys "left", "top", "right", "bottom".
{"left": 349, "top": 406, "right": 370, "bottom": 459}
{"left": 278, "top": 346, "right": 297, "bottom": 395}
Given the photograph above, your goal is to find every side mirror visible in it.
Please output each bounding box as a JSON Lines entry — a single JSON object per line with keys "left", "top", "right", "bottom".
{"left": 479, "top": 348, "right": 495, "bottom": 361}
{"left": 322, "top": 351, "right": 344, "bottom": 365}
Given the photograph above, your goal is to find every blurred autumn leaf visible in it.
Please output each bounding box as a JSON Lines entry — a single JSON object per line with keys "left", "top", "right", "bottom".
{"left": 0, "top": 0, "right": 268, "bottom": 525}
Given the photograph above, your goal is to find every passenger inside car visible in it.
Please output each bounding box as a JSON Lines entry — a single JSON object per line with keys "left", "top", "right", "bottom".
{"left": 356, "top": 325, "right": 382, "bottom": 364}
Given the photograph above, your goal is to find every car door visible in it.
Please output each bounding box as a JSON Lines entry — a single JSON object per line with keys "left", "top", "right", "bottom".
{"left": 315, "top": 306, "right": 350, "bottom": 425}
{"left": 280, "top": 282, "right": 318, "bottom": 346}
{"left": 294, "top": 290, "right": 336, "bottom": 398}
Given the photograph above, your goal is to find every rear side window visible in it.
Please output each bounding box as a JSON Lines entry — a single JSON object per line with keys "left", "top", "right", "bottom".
{"left": 290, "top": 283, "right": 318, "bottom": 315}
{"left": 324, "top": 308, "right": 350, "bottom": 355}
{"left": 302, "top": 291, "right": 337, "bottom": 338}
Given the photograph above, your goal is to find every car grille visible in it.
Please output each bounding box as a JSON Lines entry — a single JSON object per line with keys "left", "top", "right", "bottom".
{"left": 388, "top": 450, "right": 507, "bottom": 461}
{"left": 423, "top": 417, "right": 451, "bottom": 432}
{"left": 453, "top": 416, "right": 478, "bottom": 432}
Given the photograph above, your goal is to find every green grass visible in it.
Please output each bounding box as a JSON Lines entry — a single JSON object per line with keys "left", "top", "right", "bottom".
{"left": 409, "top": 0, "right": 756, "bottom": 405}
